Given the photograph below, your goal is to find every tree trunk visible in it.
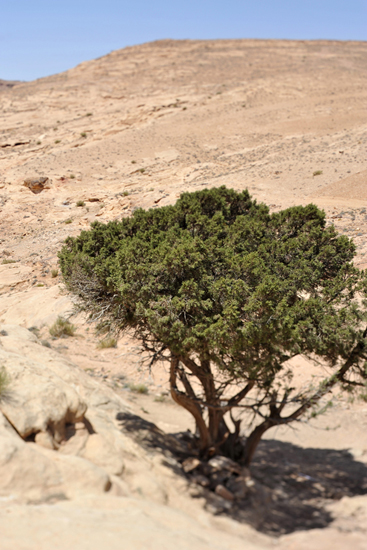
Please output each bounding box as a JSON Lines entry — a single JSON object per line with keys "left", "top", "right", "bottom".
{"left": 241, "top": 418, "right": 276, "bottom": 467}
{"left": 169, "top": 355, "right": 210, "bottom": 451}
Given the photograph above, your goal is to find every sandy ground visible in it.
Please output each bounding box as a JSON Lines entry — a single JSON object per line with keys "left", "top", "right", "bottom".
{"left": 1, "top": 39, "right": 367, "bottom": 546}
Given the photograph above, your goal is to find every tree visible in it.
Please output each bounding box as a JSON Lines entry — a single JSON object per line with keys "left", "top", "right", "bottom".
{"left": 58, "top": 186, "right": 367, "bottom": 466}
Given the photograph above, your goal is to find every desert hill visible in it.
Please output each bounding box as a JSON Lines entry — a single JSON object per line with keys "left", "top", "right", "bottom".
{"left": 0, "top": 39, "right": 367, "bottom": 549}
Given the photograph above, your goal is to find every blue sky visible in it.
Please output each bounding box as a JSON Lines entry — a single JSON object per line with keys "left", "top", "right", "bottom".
{"left": 1, "top": 0, "right": 366, "bottom": 81}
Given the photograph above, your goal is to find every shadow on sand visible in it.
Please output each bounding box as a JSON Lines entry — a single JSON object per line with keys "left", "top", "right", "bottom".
{"left": 116, "top": 411, "right": 367, "bottom": 535}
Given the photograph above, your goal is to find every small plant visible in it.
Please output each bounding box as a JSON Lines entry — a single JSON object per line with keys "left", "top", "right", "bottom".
{"left": 1, "top": 259, "right": 16, "bottom": 264}
{"left": 53, "top": 127, "right": 57, "bottom": 131}
{"left": 122, "top": 191, "right": 129, "bottom": 197}
{"left": 131, "top": 160, "right": 136, "bottom": 164}
{"left": 80, "top": 132, "right": 87, "bottom": 138}
{"left": 128, "top": 383, "right": 148, "bottom": 394}
{"left": 49, "top": 317, "right": 76, "bottom": 338}
{"left": 139, "top": 168, "right": 145, "bottom": 173}
{"left": 36, "top": 141, "right": 41, "bottom": 145}
{"left": 97, "top": 337, "right": 117, "bottom": 349}
{"left": 313, "top": 170, "right": 323, "bottom": 176}
{"left": 0, "top": 367, "right": 10, "bottom": 399}
{"left": 51, "top": 269, "right": 59, "bottom": 278}
{"left": 55, "top": 140, "right": 61, "bottom": 144}
{"left": 86, "top": 112, "right": 93, "bottom": 117}
{"left": 154, "top": 394, "right": 167, "bottom": 403}
{"left": 41, "top": 340, "right": 51, "bottom": 348}
{"left": 76, "top": 200, "right": 85, "bottom": 207}
{"left": 70, "top": 174, "right": 75, "bottom": 179}
{"left": 36, "top": 283, "right": 45, "bottom": 287}
{"left": 64, "top": 219, "right": 72, "bottom": 224}
{"left": 28, "top": 326, "right": 40, "bottom": 337}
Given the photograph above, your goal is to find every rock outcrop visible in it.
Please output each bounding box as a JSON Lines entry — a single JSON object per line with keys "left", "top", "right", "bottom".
{"left": 0, "top": 324, "right": 132, "bottom": 499}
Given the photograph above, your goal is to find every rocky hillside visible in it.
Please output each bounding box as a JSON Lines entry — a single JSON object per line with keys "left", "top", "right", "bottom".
{"left": 1, "top": 39, "right": 367, "bottom": 549}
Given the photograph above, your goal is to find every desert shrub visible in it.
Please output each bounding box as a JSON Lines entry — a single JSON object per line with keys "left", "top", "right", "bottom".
{"left": 76, "top": 200, "right": 85, "bottom": 207}
{"left": 49, "top": 317, "right": 76, "bottom": 338}
{"left": 41, "top": 340, "right": 51, "bottom": 348}
{"left": 97, "top": 337, "right": 117, "bottom": 349}
{"left": 0, "top": 367, "right": 9, "bottom": 399}
{"left": 59, "top": 186, "right": 367, "bottom": 466}
{"left": 128, "top": 383, "right": 149, "bottom": 394}
{"left": 51, "top": 269, "right": 59, "bottom": 278}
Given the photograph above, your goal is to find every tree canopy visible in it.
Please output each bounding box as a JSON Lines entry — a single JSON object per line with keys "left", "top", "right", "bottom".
{"left": 59, "top": 186, "right": 367, "bottom": 466}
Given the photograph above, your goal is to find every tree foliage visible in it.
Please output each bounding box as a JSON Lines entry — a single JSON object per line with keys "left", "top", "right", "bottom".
{"left": 59, "top": 186, "right": 367, "bottom": 465}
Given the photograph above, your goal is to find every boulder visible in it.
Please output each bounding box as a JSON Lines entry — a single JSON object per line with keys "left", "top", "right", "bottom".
{"left": 0, "top": 324, "right": 133, "bottom": 496}
{"left": 0, "top": 412, "right": 110, "bottom": 501}
{"left": 0, "top": 331, "right": 87, "bottom": 443}
{"left": 23, "top": 177, "right": 51, "bottom": 194}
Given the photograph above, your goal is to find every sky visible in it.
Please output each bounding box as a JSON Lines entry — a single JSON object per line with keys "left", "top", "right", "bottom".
{"left": 1, "top": 0, "right": 366, "bottom": 81}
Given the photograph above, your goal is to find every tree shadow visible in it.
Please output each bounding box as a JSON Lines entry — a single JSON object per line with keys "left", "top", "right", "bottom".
{"left": 115, "top": 411, "right": 196, "bottom": 465}
{"left": 115, "top": 412, "right": 367, "bottom": 536}
{"left": 242, "top": 439, "right": 367, "bottom": 534}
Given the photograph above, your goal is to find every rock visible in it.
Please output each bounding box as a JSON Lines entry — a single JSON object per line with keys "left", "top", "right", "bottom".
{"left": 215, "top": 484, "right": 235, "bottom": 501}
{"left": 0, "top": 332, "right": 88, "bottom": 443}
{"left": 226, "top": 476, "right": 249, "bottom": 499}
{"left": 0, "top": 263, "right": 32, "bottom": 291}
{"left": 349, "top": 447, "right": 365, "bottom": 460}
{"left": 0, "top": 411, "right": 110, "bottom": 501}
{"left": 205, "top": 492, "right": 233, "bottom": 514}
{"left": 0, "top": 285, "right": 72, "bottom": 327}
{"left": 35, "top": 430, "right": 57, "bottom": 450}
{"left": 191, "top": 473, "right": 210, "bottom": 487}
{"left": 34, "top": 444, "right": 111, "bottom": 497}
{"left": 82, "top": 433, "right": 125, "bottom": 476}
{"left": 59, "top": 420, "right": 90, "bottom": 455}
{"left": 0, "top": 411, "right": 63, "bottom": 501}
{"left": 23, "top": 177, "right": 51, "bottom": 194}
{"left": 182, "top": 457, "right": 201, "bottom": 473}
{"left": 208, "top": 455, "right": 242, "bottom": 474}
{"left": 209, "top": 470, "right": 230, "bottom": 488}
{"left": 0, "top": 323, "right": 135, "bottom": 498}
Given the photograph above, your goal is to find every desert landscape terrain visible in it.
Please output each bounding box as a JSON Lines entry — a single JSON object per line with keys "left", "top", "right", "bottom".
{"left": 0, "top": 39, "right": 367, "bottom": 549}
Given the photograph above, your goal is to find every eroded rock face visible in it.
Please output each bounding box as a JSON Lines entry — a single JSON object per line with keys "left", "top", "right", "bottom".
{"left": 0, "top": 324, "right": 132, "bottom": 499}
{"left": 0, "top": 344, "right": 87, "bottom": 443}
{"left": 0, "top": 412, "right": 110, "bottom": 501}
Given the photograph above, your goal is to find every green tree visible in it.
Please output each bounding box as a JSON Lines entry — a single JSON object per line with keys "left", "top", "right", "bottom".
{"left": 58, "top": 187, "right": 367, "bottom": 466}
